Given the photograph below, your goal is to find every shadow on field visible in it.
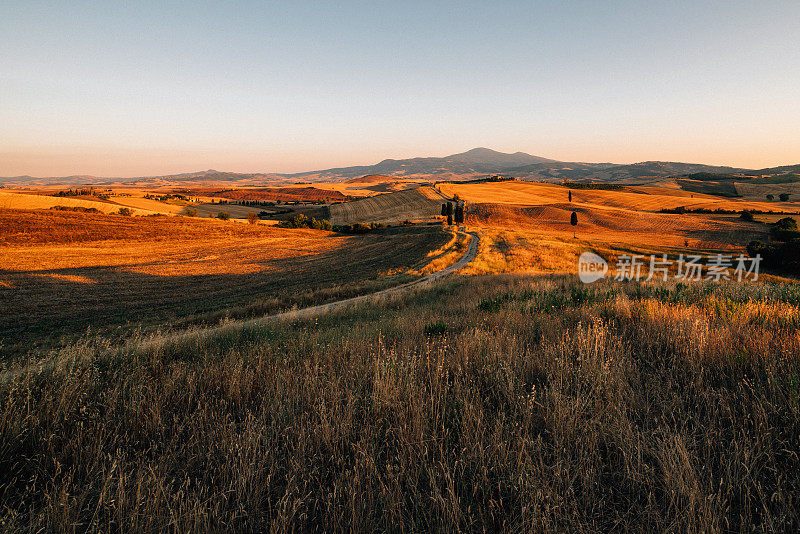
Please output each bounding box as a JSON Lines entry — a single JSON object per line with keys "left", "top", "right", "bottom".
{"left": 0, "top": 227, "right": 448, "bottom": 357}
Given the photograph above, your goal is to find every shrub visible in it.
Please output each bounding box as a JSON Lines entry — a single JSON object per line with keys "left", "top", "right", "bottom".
{"left": 780, "top": 193, "right": 791, "bottom": 202}
{"left": 769, "top": 217, "right": 799, "bottom": 241}
{"left": 748, "top": 239, "right": 800, "bottom": 273}
{"left": 216, "top": 212, "right": 231, "bottom": 221}
{"left": 50, "top": 206, "right": 100, "bottom": 213}
{"left": 477, "top": 298, "right": 502, "bottom": 312}
{"left": 278, "top": 214, "right": 333, "bottom": 230}
{"left": 310, "top": 218, "right": 332, "bottom": 231}
{"left": 247, "top": 212, "right": 258, "bottom": 224}
{"left": 740, "top": 210, "right": 754, "bottom": 222}
{"left": 776, "top": 217, "right": 797, "bottom": 231}
{"left": 767, "top": 194, "right": 775, "bottom": 201}
{"left": 118, "top": 207, "right": 132, "bottom": 216}
{"left": 185, "top": 208, "right": 198, "bottom": 217}
{"left": 423, "top": 321, "right": 448, "bottom": 336}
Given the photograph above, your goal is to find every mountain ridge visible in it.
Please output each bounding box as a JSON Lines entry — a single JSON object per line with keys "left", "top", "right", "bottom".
{"left": 1, "top": 148, "right": 796, "bottom": 186}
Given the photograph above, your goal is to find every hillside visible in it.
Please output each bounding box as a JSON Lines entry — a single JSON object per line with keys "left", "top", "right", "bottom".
{"left": 438, "top": 180, "right": 793, "bottom": 213}
{"left": 345, "top": 174, "right": 396, "bottom": 184}
{"left": 328, "top": 186, "right": 448, "bottom": 225}
{"left": 506, "top": 161, "right": 749, "bottom": 182}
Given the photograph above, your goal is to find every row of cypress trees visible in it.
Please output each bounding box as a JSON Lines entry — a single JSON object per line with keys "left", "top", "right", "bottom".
{"left": 441, "top": 202, "right": 464, "bottom": 225}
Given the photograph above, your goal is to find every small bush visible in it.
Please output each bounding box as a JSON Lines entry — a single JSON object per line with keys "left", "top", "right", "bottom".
{"left": 277, "top": 214, "right": 333, "bottom": 230}
{"left": 247, "top": 212, "right": 259, "bottom": 224}
{"left": 50, "top": 206, "right": 100, "bottom": 213}
{"left": 423, "top": 321, "right": 448, "bottom": 336}
{"left": 185, "top": 208, "right": 198, "bottom": 217}
{"left": 477, "top": 299, "right": 502, "bottom": 312}
{"left": 748, "top": 239, "right": 800, "bottom": 273}
{"left": 216, "top": 212, "right": 231, "bottom": 221}
{"left": 767, "top": 194, "right": 775, "bottom": 201}
{"left": 118, "top": 207, "right": 132, "bottom": 216}
{"left": 740, "top": 210, "right": 754, "bottom": 222}
{"left": 780, "top": 193, "right": 791, "bottom": 202}
{"left": 775, "top": 217, "right": 798, "bottom": 231}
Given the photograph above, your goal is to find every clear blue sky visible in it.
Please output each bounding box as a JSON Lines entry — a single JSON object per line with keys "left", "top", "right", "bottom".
{"left": 1, "top": 0, "right": 799, "bottom": 176}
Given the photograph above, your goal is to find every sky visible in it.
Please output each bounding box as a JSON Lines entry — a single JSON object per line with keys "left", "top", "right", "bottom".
{"left": 1, "top": 0, "right": 799, "bottom": 177}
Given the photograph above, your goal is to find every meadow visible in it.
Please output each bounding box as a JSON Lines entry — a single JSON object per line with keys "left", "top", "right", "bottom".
{"left": 1, "top": 273, "right": 798, "bottom": 531}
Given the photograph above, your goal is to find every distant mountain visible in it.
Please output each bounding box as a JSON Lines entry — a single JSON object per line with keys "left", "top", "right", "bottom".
{"left": 753, "top": 164, "right": 800, "bottom": 175}
{"left": 0, "top": 169, "right": 279, "bottom": 187}
{"left": 2, "top": 148, "right": 797, "bottom": 187}
{"left": 288, "top": 148, "right": 557, "bottom": 180}
{"left": 506, "top": 161, "right": 750, "bottom": 182}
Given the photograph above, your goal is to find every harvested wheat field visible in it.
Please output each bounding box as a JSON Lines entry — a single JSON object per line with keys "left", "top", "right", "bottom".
{"left": 328, "top": 186, "right": 448, "bottom": 225}
{"left": 440, "top": 180, "right": 797, "bottom": 213}
{"left": 0, "top": 190, "right": 152, "bottom": 215}
{"left": 467, "top": 202, "right": 767, "bottom": 250}
{"left": 0, "top": 209, "right": 452, "bottom": 355}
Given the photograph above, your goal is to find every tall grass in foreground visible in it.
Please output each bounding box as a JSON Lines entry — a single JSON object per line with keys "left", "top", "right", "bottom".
{"left": 1, "top": 275, "right": 799, "bottom": 531}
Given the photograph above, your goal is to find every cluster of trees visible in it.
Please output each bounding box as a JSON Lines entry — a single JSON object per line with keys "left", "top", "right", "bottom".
{"left": 53, "top": 188, "right": 110, "bottom": 199}
{"left": 441, "top": 202, "right": 465, "bottom": 225}
{"left": 661, "top": 206, "right": 798, "bottom": 215}
{"left": 277, "top": 213, "right": 333, "bottom": 230}
{"left": 765, "top": 193, "right": 791, "bottom": 202}
{"left": 332, "top": 222, "right": 386, "bottom": 234}
{"left": 747, "top": 217, "right": 800, "bottom": 273}
{"left": 144, "top": 193, "right": 192, "bottom": 202}
{"left": 562, "top": 182, "right": 624, "bottom": 191}
{"left": 49, "top": 206, "right": 101, "bottom": 213}
{"left": 439, "top": 175, "right": 515, "bottom": 185}
{"left": 235, "top": 200, "right": 277, "bottom": 207}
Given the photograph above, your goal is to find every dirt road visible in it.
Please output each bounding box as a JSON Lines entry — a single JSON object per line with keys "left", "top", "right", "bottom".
{"left": 0, "top": 229, "right": 479, "bottom": 382}
{"left": 250, "top": 229, "right": 479, "bottom": 324}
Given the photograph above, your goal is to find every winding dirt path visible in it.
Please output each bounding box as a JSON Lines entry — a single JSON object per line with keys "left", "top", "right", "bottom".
{"left": 249, "top": 229, "right": 479, "bottom": 324}
{"left": 0, "top": 229, "right": 480, "bottom": 383}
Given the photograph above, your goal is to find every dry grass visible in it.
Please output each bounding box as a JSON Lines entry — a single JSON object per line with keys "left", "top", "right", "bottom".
{"left": 1, "top": 275, "right": 798, "bottom": 531}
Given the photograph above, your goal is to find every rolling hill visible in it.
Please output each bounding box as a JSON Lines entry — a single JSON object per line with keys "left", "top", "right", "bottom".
{"left": 328, "top": 186, "right": 448, "bottom": 225}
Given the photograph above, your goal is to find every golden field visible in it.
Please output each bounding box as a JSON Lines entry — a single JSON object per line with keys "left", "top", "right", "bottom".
{"left": 0, "top": 208, "right": 452, "bottom": 355}
{"left": 1, "top": 180, "right": 799, "bottom": 531}
{"left": 438, "top": 180, "right": 795, "bottom": 212}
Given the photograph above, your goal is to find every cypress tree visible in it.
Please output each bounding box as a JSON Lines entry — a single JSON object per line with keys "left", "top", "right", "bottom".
{"left": 570, "top": 211, "right": 578, "bottom": 238}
